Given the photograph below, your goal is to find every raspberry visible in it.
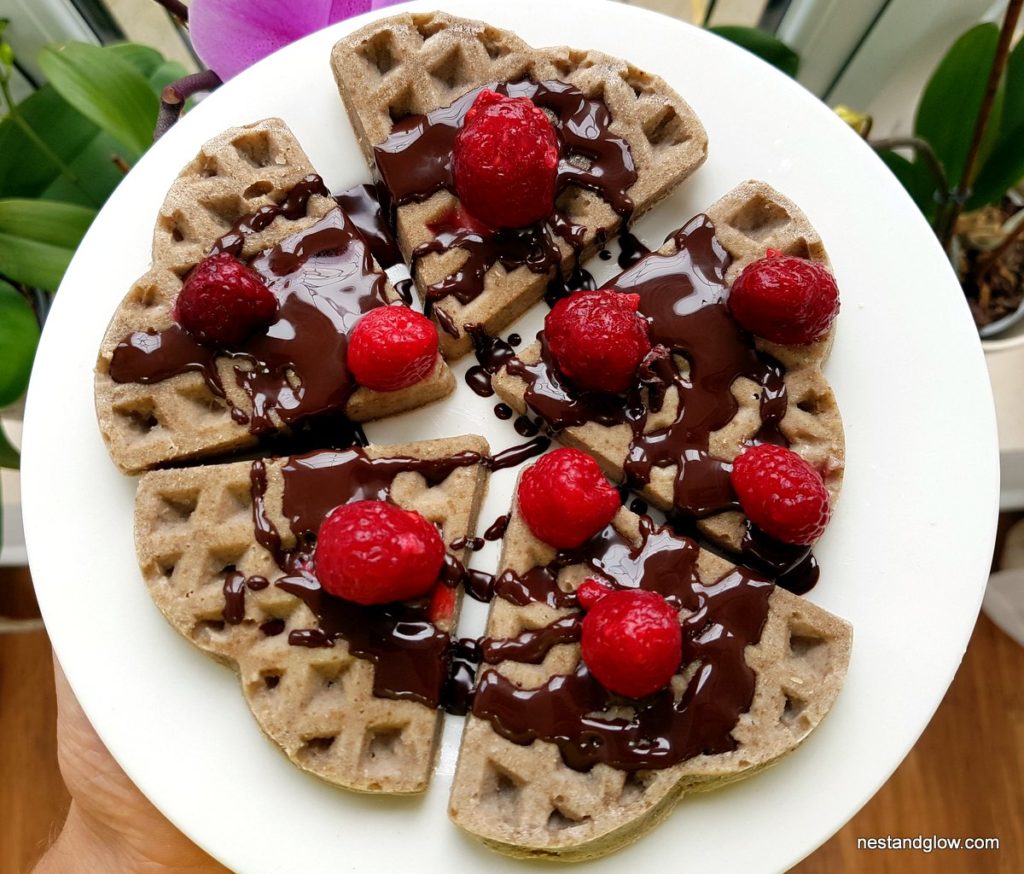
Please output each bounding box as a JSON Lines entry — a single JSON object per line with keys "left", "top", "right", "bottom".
{"left": 580, "top": 587, "right": 682, "bottom": 698}
{"left": 518, "top": 449, "right": 621, "bottom": 549}
{"left": 347, "top": 306, "right": 439, "bottom": 392}
{"left": 728, "top": 250, "right": 840, "bottom": 345}
{"left": 313, "top": 501, "right": 445, "bottom": 605}
{"left": 545, "top": 291, "right": 652, "bottom": 393}
{"left": 731, "top": 444, "right": 831, "bottom": 545}
{"left": 174, "top": 253, "right": 277, "bottom": 345}
{"left": 452, "top": 89, "right": 559, "bottom": 229}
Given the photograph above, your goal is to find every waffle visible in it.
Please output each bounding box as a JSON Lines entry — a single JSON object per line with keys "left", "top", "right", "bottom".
{"left": 134, "top": 436, "right": 490, "bottom": 794}
{"left": 492, "top": 180, "right": 845, "bottom": 559}
{"left": 449, "top": 498, "right": 851, "bottom": 860}
{"left": 331, "top": 11, "right": 708, "bottom": 358}
{"left": 95, "top": 118, "right": 455, "bottom": 475}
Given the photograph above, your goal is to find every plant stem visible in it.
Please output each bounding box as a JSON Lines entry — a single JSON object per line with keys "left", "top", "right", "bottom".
{"left": 0, "top": 75, "right": 101, "bottom": 207}
{"left": 151, "top": 0, "right": 189, "bottom": 24}
{"left": 154, "top": 69, "right": 222, "bottom": 141}
{"left": 870, "top": 136, "right": 950, "bottom": 202}
{"left": 936, "top": 0, "right": 1024, "bottom": 250}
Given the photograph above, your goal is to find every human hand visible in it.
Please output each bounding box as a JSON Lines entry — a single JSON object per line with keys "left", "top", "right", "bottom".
{"left": 34, "top": 655, "right": 232, "bottom": 874}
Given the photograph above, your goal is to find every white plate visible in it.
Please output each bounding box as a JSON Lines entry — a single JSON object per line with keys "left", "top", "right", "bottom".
{"left": 23, "top": 1, "right": 1000, "bottom": 871}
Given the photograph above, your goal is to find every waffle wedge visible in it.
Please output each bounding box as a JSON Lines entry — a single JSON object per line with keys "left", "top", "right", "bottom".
{"left": 95, "top": 118, "right": 454, "bottom": 475}
{"left": 331, "top": 11, "right": 707, "bottom": 358}
{"left": 450, "top": 496, "right": 851, "bottom": 859}
{"left": 134, "top": 436, "right": 489, "bottom": 794}
{"left": 492, "top": 181, "right": 844, "bottom": 577}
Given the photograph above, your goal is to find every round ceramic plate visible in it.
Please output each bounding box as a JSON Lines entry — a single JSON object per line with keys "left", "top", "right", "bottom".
{"left": 23, "top": 1, "right": 999, "bottom": 871}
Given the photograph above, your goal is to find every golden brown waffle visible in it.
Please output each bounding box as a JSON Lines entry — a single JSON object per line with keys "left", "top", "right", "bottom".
{"left": 492, "top": 180, "right": 845, "bottom": 555}
{"left": 331, "top": 11, "right": 708, "bottom": 358}
{"left": 449, "top": 500, "right": 851, "bottom": 860}
{"left": 135, "top": 436, "right": 490, "bottom": 794}
{"left": 95, "top": 118, "right": 455, "bottom": 475}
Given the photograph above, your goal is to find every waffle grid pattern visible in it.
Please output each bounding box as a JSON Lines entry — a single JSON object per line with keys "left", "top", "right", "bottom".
{"left": 135, "top": 437, "right": 489, "bottom": 794}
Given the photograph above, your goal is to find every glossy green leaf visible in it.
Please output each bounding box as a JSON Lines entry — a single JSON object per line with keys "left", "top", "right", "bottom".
{"left": 969, "top": 38, "right": 1024, "bottom": 208}
{"left": 40, "top": 131, "right": 126, "bottom": 205}
{"left": 148, "top": 59, "right": 189, "bottom": 95}
{"left": 0, "top": 199, "right": 96, "bottom": 291}
{"left": 915, "top": 23, "right": 1001, "bottom": 191}
{"left": 37, "top": 42, "right": 158, "bottom": 158}
{"left": 0, "top": 85, "right": 105, "bottom": 203}
{"left": 709, "top": 26, "right": 799, "bottom": 78}
{"left": 0, "top": 279, "right": 39, "bottom": 409}
{"left": 108, "top": 42, "right": 165, "bottom": 78}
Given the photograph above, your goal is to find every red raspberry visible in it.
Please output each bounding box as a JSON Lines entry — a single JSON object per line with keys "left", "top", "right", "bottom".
{"left": 347, "top": 306, "right": 439, "bottom": 392}
{"left": 174, "top": 253, "right": 277, "bottom": 345}
{"left": 545, "top": 291, "right": 652, "bottom": 393}
{"left": 580, "top": 587, "right": 682, "bottom": 698}
{"left": 731, "top": 444, "right": 831, "bottom": 545}
{"left": 728, "top": 250, "right": 840, "bottom": 345}
{"left": 452, "top": 89, "right": 559, "bottom": 229}
{"left": 518, "top": 449, "right": 621, "bottom": 549}
{"left": 313, "top": 500, "right": 445, "bottom": 605}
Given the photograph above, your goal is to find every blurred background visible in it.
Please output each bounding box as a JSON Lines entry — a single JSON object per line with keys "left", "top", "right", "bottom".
{"left": 0, "top": 0, "right": 1021, "bottom": 871}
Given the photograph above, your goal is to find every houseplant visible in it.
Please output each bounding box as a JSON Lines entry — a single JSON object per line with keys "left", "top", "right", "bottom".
{"left": 0, "top": 20, "right": 187, "bottom": 552}
{"left": 870, "top": 0, "right": 1024, "bottom": 337}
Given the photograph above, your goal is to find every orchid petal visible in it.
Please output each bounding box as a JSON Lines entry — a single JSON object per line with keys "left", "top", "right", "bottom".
{"left": 191, "top": 0, "right": 376, "bottom": 80}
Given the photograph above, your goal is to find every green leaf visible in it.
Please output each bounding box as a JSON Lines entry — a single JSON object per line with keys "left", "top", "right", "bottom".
{"left": 148, "top": 60, "right": 189, "bottom": 95}
{"left": 915, "top": 23, "right": 1001, "bottom": 191}
{"left": 0, "top": 279, "right": 39, "bottom": 409}
{"left": 0, "top": 199, "right": 96, "bottom": 290}
{"left": 877, "top": 150, "right": 938, "bottom": 222}
{"left": 37, "top": 42, "right": 158, "bottom": 158}
{"left": 107, "top": 42, "right": 165, "bottom": 78}
{"left": 709, "top": 26, "right": 800, "bottom": 78}
{"left": 969, "top": 37, "right": 1024, "bottom": 208}
{"left": 0, "top": 428, "right": 17, "bottom": 469}
{"left": 0, "top": 85, "right": 105, "bottom": 202}
{"left": 40, "top": 131, "right": 126, "bottom": 205}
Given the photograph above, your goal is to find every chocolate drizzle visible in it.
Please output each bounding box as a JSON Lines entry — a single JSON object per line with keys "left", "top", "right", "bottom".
{"left": 504, "top": 215, "right": 817, "bottom": 588}
{"left": 248, "top": 447, "right": 482, "bottom": 708}
{"left": 374, "top": 79, "right": 638, "bottom": 317}
{"left": 473, "top": 517, "right": 774, "bottom": 770}
{"left": 109, "top": 176, "right": 393, "bottom": 436}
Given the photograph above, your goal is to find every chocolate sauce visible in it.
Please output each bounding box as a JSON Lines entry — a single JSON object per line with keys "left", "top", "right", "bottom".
{"left": 247, "top": 447, "right": 482, "bottom": 707}
{"left": 483, "top": 514, "right": 510, "bottom": 541}
{"left": 513, "top": 415, "right": 539, "bottom": 438}
{"left": 505, "top": 215, "right": 811, "bottom": 585}
{"left": 494, "top": 403, "right": 514, "bottom": 420}
{"left": 450, "top": 536, "right": 485, "bottom": 552}
{"left": 473, "top": 518, "right": 774, "bottom": 771}
{"left": 617, "top": 229, "right": 651, "bottom": 269}
{"left": 374, "top": 79, "right": 638, "bottom": 318}
{"left": 507, "top": 333, "right": 522, "bottom": 347}
{"left": 443, "top": 637, "right": 482, "bottom": 716}
{"left": 629, "top": 498, "right": 649, "bottom": 515}
{"left": 393, "top": 278, "right": 415, "bottom": 306}
{"left": 334, "top": 183, "right": 403, "bottom": 270}
{"left": 486, "top": 436, "right": 551, "bottom": 472}
{"left": 109, "top": 180, "right": 390, "bottom": 436}
{"left": 465, "top": 325, "right": 516, "bottom": 397}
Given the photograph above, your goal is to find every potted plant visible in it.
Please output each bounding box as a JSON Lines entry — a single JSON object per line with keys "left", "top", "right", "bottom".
{"left": 0, "top": 20, "right": 187, "bottom": 563}
{"left": 867, "top": 0, "right": 1024, "bottom": 342}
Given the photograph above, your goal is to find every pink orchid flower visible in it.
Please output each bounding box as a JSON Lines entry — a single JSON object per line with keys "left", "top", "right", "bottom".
{"left": 190, "top": 0, "right": 406, "bottom": 81}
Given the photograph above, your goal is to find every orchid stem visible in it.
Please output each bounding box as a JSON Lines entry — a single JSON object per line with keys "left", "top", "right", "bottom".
{"left": 154, "top": 69, "right": 222, "bottom": 141}
{"left": 152, "top": 0, "right": 189, "bottom": 25}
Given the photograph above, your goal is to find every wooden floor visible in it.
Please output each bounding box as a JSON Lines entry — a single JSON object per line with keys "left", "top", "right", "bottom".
{"left": 1, "top": 564, "right": 1021, "bottom": 874}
